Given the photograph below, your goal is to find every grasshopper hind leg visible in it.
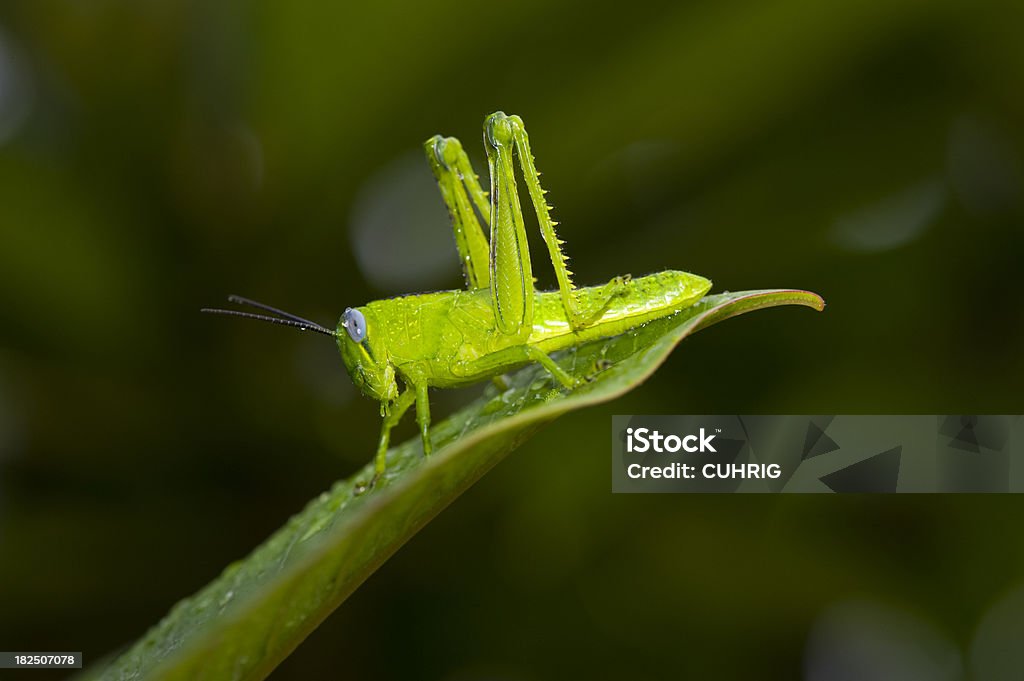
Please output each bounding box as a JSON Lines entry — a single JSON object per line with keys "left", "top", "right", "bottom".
{"left": 579, "top": 274, "right": 633, "bottom": 326}
{"left": 486, "top": 112, "right": 616, "bottom": 333}
{"left": 425, "top": 135, "right": 491, "bottom": 291}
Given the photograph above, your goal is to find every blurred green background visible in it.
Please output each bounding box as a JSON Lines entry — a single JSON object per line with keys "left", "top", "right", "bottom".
{"left": 1, "top": 0, "right": 1023, "bottom": 678}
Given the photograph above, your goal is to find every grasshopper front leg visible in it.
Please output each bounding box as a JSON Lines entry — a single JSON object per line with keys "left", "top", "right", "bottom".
{"left": 368, "top": 382, "right": 433, "bottom": 488}
{"left": 373, "top": 387, "right": 416, "bottom": 482}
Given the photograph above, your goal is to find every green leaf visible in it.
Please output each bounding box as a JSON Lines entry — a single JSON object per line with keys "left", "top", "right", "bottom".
{"left": 88, "top": 289, "right": 823, "bottom": 681}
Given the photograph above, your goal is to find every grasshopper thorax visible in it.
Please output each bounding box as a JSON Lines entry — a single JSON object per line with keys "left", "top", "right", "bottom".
{"left": 337, "top": 306, "right": 399, "bottom": 404}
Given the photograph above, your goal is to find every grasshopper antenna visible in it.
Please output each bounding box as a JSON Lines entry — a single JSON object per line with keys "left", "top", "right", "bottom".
{"left": 202, "top": 295, "right": 337, "bottom": 337}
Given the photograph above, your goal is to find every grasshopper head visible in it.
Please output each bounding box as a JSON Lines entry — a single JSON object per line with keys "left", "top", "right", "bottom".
{"left": 337, "top": 306, "right": 399, "bottom": 404}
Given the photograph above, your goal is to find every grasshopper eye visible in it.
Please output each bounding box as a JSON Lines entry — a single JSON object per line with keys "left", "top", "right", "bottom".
{"left": 342, "top": 307, "right": 367, "bottom": 343}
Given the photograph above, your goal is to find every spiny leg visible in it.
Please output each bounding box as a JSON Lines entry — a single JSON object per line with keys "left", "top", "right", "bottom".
{"left": 490, "top": 113, "right": 634, "bottom": 329}
{"left": 485, "top": 112, "right": 585, "bottom": 330}
{"left": 484, "top": 114, "right": 535, "bottom": 338}
{"left": 372, "top": 387, "right": 416, "bottom": 481}
{"left": 425, "top": 135, "right": 491, "bottom": 291}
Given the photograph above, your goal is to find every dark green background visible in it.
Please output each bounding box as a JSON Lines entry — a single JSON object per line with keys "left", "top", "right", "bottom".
{"left": 1, "top": 1, "right": 1022, "bottom": 678}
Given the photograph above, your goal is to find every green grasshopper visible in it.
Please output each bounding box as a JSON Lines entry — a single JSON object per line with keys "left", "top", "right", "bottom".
{"left": 204, "top": 112, "right": 711, "bottom": 486}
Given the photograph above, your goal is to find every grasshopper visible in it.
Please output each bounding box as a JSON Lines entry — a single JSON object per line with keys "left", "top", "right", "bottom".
{"left": 204, "top": 112, "right": 711, "bottom": 486}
